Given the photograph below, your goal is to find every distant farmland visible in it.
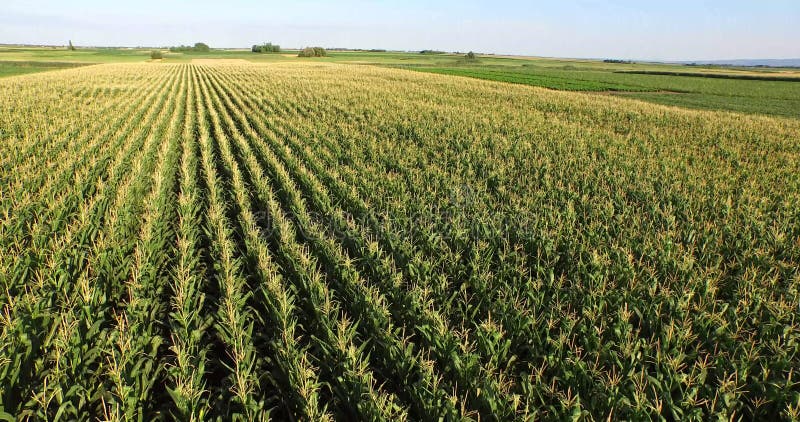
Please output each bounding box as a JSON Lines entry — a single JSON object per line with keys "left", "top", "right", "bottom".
{"left": 399, "top": 64, "right": 800, "bottom": 118}
{"left": 0, "top": 60, "right": 90, "bottom": 77}
{"left": 1, "top": 62, "right": 799, "bottom": 420}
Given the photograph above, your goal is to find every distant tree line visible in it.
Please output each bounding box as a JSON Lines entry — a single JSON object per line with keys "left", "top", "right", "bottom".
{"left": 604, "top": 59, "right": 633, "bottom": 64}
{"left": 170, "top": 42, "right": 211, "bottom": 53}
{"left": 252, "top": 42, "right": 281, "bottom": 53}
{"left": 420, "top": 50, "right": 446, "bottom": 55}
{"left": 298, "top": 47, "right": 327, "bottom": 57}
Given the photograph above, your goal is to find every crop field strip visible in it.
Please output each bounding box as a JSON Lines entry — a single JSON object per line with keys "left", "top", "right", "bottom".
{"left": 616, "top": 70, "right": 800, "bottom": 82}
{"left": 396, "top": 65, "right": 653, "bottom": 92}
{"left": 1, "top": 65, "right": 184, "bottom": 419}
{"left": 1, "top": 62, "right": 799, "bottom": 420}
{"left": 0, "top": 61, "right": 93, "bottom": 78}
{"left": 396, "top": 64, "right": 800, "bottom": 118}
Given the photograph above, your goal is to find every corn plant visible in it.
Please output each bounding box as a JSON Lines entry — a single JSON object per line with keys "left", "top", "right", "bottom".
{"left": 1, "top": 61, "right": 798, "bottom": 421}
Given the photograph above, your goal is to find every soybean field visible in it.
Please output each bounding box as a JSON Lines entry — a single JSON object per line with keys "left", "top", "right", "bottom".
{"left": 1, "top": 62, "right": 799, "bottom": 420}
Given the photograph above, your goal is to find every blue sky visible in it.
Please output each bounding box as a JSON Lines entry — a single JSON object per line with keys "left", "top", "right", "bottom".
{"left": 1, "top": 0, "right": 798, "bottom": 60}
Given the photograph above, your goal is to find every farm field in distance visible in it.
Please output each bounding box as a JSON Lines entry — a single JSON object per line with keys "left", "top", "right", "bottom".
{"left": 0, "top": 51, "right": 799, "bottom": 421}
{"left": 401, "top": 65, "right": 800, "bottom": 118}
{"left": 2, "top": 46, "right": 799, "bottom": 118}
{"left": 0, "top": 60, "right": 90, "bottom": 78}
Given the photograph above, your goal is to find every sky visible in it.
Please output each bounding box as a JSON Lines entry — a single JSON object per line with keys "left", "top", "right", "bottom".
{"left": 1, "top": 0, "right": 798, "bottom": 61}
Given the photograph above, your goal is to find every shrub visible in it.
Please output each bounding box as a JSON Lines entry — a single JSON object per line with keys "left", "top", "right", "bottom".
{"left": 465, "top": 51, "right": 476, "bottom": 60}
{"left": 298, "top": 47, "right": 327, "bottom": 57}
{"left": 150, "top": 50, "right": 163, "bottom": 60}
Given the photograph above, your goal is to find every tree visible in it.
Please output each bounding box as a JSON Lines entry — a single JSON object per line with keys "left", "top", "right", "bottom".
{"left": 466, "top": 51, "right": 476, "bottom": 60}
{"left": 150, "top": 50, "right": 163, "bottom": 60}
{"left": 252, "top": 43, "right": 281, "bottom": 53}
{"left": 68, "top": 40, "right": 76, "bottom": 51}
{"left": 169, "top": 43, "right": 212, "bottom": 53}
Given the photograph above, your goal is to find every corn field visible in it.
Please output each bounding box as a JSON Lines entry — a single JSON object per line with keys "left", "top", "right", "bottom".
{"left": 1, "top": 63, "right": 799, "bottom": 420}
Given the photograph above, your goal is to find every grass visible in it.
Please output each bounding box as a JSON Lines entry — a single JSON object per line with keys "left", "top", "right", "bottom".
{"left": 0, "top": 60, "right": 92, "bottom": 77}
{"left": 0, "top": 46, "right": 156, "bottom": 63}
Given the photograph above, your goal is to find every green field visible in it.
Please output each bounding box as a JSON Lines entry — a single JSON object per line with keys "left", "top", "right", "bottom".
{"left": 394, "top": 66, "right": 654, "bottom": 91}
{"left": 397, "top": 64, "right": 800, "bottom": 118}
{"left": 0, "top": 60, "right": 90, "bottom": 77}
{"left": 1, "top": 49, "right": 799, "bottom": 420}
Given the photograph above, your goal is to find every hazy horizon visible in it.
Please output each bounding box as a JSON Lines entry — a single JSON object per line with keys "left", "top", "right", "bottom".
{"left": 2, "top": 0, "right": 799, "bottom": 61}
